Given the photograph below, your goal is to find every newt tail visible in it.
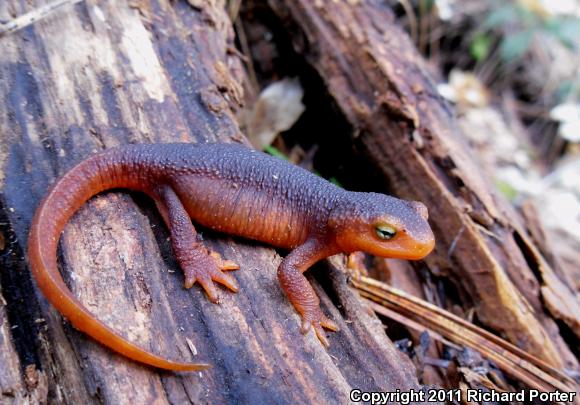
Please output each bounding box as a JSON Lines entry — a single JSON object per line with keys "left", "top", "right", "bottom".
{"left": 28, "top": 149, "right": 209, "bottom": 371}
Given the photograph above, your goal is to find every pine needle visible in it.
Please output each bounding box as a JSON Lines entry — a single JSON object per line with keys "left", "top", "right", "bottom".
{"left": 351, "top": 275, "right": 576, "bottom": 393}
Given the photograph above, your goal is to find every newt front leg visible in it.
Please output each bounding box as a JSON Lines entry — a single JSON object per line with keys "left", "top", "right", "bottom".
{"left": 278, "top": 239, "right": 339, "bottom": 346}
{"left": 157, "top": 185, "right": 239, "bottom": 303}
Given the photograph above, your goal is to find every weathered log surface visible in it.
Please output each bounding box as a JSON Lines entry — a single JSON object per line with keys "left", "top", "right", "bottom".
{"left": 0, "top": 0, "right": 428, "bottom": 404}
{"left": 266, "top": 0, "right": 578, "bottom": 370}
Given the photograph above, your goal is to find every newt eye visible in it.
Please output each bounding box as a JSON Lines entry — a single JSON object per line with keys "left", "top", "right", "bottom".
{"left": 375, "top": 224, "right": 397, "bottom": 240}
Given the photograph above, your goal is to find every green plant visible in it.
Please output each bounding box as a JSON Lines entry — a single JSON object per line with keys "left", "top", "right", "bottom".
{"left": 470, "top": 2, "right": 579, "bottom": 63}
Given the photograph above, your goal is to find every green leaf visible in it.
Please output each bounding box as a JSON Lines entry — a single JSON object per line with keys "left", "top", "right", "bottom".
{"left": 483, "top": 5, "right": 518, "bottom": 29}
{"left": 544, "top": 17, "right": 580, "bottom": 49}
{"left": 312, "top": 170, "right": 343, "bottom": 188}
{"left": 495, "top": 179, "right": 518, "bottom": 201}
{"left": 470, "top": 33, "right": 492, "bottom": 61}
{"left": 554, "top": 80, "right": 576, "bottom": 102}
{"left": 420, "top": 0, "right": 435, "bottom": 11}
{"left": 329, "top": 177, "right": 343, "bottom": 188}
{"left": 263, "top": 145, "right": 288, "bottom": 160}
{"left": 499, "top": 30, "right": 533, "bottom": 61}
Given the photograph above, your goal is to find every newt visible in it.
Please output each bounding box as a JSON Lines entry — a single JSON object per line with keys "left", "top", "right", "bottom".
{"left": 28, "top": 142, "right": 435, "bottom": 371}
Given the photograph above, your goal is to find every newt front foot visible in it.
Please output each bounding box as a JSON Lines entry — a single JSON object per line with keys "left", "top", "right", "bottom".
{"left": 299, "top": 307, "right": 339, "bottom": 347}
{"left": 183, "top": 250, "right": 239, "bottom": 303}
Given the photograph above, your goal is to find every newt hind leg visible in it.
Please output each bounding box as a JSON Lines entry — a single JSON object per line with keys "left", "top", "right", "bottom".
{"left": 154, "top": 185, "right": 239, "bottom": 303}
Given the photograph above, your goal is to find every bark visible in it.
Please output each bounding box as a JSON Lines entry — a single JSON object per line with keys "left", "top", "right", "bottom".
{"left": 266, "top": 0, "right": 578, "bottom": 370}
{"left": 0, "top": 0, "right": 426, "bottom": 404}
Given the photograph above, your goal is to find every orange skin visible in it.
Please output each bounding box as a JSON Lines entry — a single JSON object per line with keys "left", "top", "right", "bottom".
{"left": 28, "top": 143, "right": 435, "bottom": 371}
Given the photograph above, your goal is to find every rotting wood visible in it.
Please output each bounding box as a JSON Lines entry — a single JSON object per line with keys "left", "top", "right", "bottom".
{"left": 0, "top": 0, "right": 84, "bottom": 38}
{"left": 0, "top": 0, "right": 433, "bottom": 404}
{"left": 265, "top": 0, "right": 578, "bottom": 370}
{"left": 0, "top": 293, "right": 27, "bottom": 404}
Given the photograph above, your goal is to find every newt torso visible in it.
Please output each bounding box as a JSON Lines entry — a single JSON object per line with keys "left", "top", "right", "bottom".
{"left": 28, "top": 142, "right": 435, "bottom": 371}
{"left": 163, "top": 143, "right": 342, "bottom": 248}
{"left": 93, "top": 143, "right": 343, "bottom": 248}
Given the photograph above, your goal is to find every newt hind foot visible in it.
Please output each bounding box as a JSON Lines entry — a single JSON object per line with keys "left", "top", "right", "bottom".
{"left": 183, "top": 250, "right": 240, "bottom": 303}
{"left": 300, "top": 306, "right": 339, "bottom": 347}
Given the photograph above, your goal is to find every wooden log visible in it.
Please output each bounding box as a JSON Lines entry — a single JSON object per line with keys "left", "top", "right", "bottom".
{"left": 0, "top": 0, "right": 431, "bottom": 403}
{"left": 266, "top": 0, "right": 578, "bottom": 370}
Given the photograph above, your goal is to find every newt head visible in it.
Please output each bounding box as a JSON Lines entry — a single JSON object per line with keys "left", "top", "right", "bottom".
{"left": 329, "top": 192, "right": 435, "bottom": 260}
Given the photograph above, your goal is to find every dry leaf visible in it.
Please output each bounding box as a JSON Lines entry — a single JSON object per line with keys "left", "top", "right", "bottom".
{"left": 246, "top": 78, "right": 305, "bottom": 149}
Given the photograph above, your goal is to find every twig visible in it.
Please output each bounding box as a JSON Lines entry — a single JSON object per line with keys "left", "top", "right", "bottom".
{"left": 398, "top": 0, "right": 418, "bottom": 45}
{"left": 0, "top": 0, "right": 84, "bottom": 38}
{"left": 447, "top": 222, "right": 465, "bottom": 259}
{"left": 418, "top": 0, "right": 429, "bottom": 55}
{"left": 352, "top": 276, "right": 577, "bottom": 393}
{"left": 365, "top": 299, "right": 462, "bottom": 350}
{"left": 227, "top": 0, "right": 243, "bottom": 22}
{"left": 234, "top": 18, "right": 260, "bottom": 98}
